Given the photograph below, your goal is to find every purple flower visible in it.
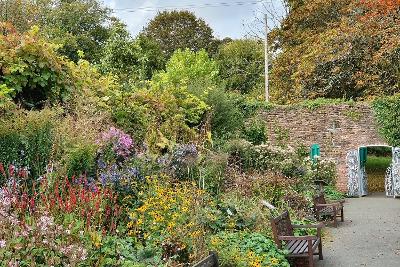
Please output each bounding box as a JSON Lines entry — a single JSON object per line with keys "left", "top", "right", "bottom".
{"left": 98, "top": 127, "right": 134, "bottom": 159}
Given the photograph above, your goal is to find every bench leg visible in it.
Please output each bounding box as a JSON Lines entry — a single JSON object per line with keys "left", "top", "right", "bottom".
{"left": 318, "top": 240, "right": 323, "bottom": 260}
{"left": 309, "top": 254, "right": 314, "bottom": 267}
{"left": 341, "top": 208, "right": 344, "bottom": 222}
{"left": 333, "top": 214, "right": 338, "bottom": 227}
{"left": 308, "top": 240, "right": 314, "bottom": 267}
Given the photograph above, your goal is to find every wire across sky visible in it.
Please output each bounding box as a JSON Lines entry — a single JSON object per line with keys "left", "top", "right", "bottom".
{"left": 113, "top": 0, "right": 270, "bottom": 13}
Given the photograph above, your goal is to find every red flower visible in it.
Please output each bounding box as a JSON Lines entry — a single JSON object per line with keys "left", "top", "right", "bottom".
{"left": 8, "top": 165, "right": 15, "bottom": 177}
{"left": 0, "top": 163, "right": 5, "bottom": 176}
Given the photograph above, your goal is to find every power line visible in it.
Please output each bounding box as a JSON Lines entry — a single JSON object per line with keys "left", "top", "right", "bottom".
{"left": 113, "top": 0, "right": 269, "bottom": 13}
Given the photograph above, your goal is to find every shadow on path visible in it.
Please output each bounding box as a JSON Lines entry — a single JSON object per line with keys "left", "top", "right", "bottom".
{"left": 316, "top": 193, "right": 400, "bottom": 267}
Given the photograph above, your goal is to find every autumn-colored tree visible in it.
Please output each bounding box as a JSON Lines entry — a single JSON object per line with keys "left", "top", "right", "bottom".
{"left": 361, "top": 0, "right": 400, "bottom": 15}
{"left": 142, "top": 10, "right": 218, "bottom": 59}
{"left": 270, "top": 0, "right": 400, "bottom": 103}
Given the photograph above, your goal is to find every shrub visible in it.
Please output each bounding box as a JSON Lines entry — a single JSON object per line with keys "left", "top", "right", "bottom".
{"left": 0, "top": 166, "right": 124, "bottom": 266}
{"left": 202, "top": 192, "right": 270, "bottom": 233}
{"left": 127, "top": 175, "right": 207, "bottom": 264}
{"left": 0, "top": 109, "right": 55, "bottom": 180}
{"left": 66, "top": 144, "right": 97, "bottom": 178}
{"left": 324, "top": 185, "right": 345, "bottom": 201}
{"left": 372, "top": 95, "right": 400, "bottom": 147}
{"left": 197, "top": 151, "right": 228, "bottom": 195}
{"left": 306, "top": 158, "right": 337, "bottom": 186}
{"left": 0, "top": 24, "right": 73, "bottom": 109}
{"left": 225, "top": 139, "right": 287, "bottom": 172}
{"left": 206, "top": 88, "right": 244, "bottom": 141}
{"left": 208, "top": 231, "right": 289, "bottom": 267}
{"left": 243, "top": 117, "right": 267, "bottom": 145}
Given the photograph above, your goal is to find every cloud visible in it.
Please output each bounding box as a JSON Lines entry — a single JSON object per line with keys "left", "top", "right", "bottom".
{"left": 102, "top": 0, "right": 285, "bottom": 39}
{"left": 107, "top": 0, "right": 160, "bottom": 36}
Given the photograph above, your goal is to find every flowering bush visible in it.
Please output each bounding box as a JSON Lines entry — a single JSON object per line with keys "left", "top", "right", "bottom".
{"left": 208, "top": 231, "right": 289, "bottom": 267}
{"left": 127, "top": 175, "right": 207, "bottom": 263}
{"left": 38, "top": 176, "right": 121, "bottom": 233}
{"left": 0, "top": 206, "right": 88, "bottom": 266}
{"left": 98, "top": 127, "right": 134, "bottom": 162}
{"left": 0, "top": 174, "right": 91, "bottom": 265}
{"left": 96, "top": 127, "right": 144, "bottom": 197}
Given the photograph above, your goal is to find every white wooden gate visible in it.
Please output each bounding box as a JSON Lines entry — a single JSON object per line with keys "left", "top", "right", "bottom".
{"left": 347, "top": 150, "right": 361, "bottom": 197}
{"left": 386, "top": 147, "right": 400, "bottom": 198}
{"left": 347, "top": 148, "right": 368, "bottom": 197}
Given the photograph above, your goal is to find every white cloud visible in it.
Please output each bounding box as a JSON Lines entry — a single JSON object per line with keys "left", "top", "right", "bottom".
{"left": 102, "top": 0, "right": 285, "bottom": 39}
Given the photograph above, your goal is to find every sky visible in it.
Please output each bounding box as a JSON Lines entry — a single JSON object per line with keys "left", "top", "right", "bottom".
{"left": 102, "top": 0, "right": 287, "bottom": 39}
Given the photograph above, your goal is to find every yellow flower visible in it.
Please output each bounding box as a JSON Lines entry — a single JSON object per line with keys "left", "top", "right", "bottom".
{"left": 270, "top": 257, "right": 279, "bottom": 265}
{"left": 247, "top": 251, "right": 255, "bottom": 258}
{"left": 167, "top": 222, "right": 175, "bottom": 230}
{"left": 210, "top": 237, "right": 220, "bottom": 246}
{"left": 127, "top": 221, "right": 134, "bottom": 228}
{"left": 136, "top": 205, "right": 147, "bottom": 213}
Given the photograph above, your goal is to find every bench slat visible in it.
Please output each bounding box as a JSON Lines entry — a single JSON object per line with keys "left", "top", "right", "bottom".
{"left": 286, "top": 240, "right": 318, "bottom": 255}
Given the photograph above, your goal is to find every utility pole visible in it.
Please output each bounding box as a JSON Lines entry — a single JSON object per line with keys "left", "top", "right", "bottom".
{"left": 264, "top": 13, "right": 269, "bottom": 102}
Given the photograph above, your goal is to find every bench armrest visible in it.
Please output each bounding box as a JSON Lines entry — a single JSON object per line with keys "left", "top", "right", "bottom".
{"left": 328, "top": 200, "right": 344, "bottom": 206}
{"left": 278, "top": 235, "right": 318, "bottom": 241}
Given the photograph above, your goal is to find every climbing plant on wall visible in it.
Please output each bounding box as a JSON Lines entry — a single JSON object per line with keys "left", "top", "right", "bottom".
{"left": 372, "top": 95, "right": 400, "bottom": 147}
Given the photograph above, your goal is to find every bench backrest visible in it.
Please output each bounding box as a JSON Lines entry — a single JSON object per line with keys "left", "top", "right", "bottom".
{"left": 270, "top": 210, "right": 294, "bottom": 248}
{"left": 192, "top": 252, "right": 218, "bottom": 267}
{"left": 313, "top": 194, "right": 327, "bottom": 207}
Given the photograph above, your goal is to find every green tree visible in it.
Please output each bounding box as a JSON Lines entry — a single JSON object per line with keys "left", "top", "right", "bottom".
{"left": 100, "top": 22, "right": 165, "bottom": 83}
{"left": 152, "top": 48, "right": 219, "bottom": 91}
{"left": 217, "top": 39, "right": 264, "bottom": 94}
{"left": 142, "top": 10, "right": 218, "bottom": 59}
{"left": 0, "top": 0, "right": 114, "bottom": 63}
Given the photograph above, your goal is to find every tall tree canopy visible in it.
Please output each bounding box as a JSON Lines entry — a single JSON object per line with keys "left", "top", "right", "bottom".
{"left": 0, "top": 0, "right": 114, "bottom": 63}
{"left": 217, "top": 39, "right": 264, "bottom": 94}
{"left": 142, "top": 10, "right": 218, "bottom": 59}
{"left": 270, "top": 0, "right": 400, "bottom": 103}
{"left": 100, "top": 22, "right": 165, "bottom": 83}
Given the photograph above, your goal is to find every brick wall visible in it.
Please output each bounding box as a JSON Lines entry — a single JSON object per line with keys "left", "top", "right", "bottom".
{"left": 261, "top": 103, "right": 387, "bottom": 192}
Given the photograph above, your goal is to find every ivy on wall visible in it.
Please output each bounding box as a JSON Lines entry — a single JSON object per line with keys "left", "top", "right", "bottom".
{"left": 372, "top": 95, "right": 400, "bottom": 147}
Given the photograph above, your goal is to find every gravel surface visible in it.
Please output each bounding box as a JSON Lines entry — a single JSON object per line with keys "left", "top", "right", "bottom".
{"left": 315, "top": 193, "right": 400, "bottom": 267}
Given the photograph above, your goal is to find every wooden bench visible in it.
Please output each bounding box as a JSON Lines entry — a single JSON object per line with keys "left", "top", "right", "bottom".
{"left": 313, "top": 194, "right": 344, "bottom": 227}
{"left": 192, "top": 251, "right": 218, "bottom": 267}
{"left": 270, "top": 211, "right": 323, "bottom": 267}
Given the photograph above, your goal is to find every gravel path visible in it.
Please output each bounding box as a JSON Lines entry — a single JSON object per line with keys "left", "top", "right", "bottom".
{"left": 315, "top": 193, "right": 400, "bottom": 267}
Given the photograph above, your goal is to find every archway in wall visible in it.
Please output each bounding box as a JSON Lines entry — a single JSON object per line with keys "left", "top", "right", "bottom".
{"left": 347, "top": 145, "right": 400, "bottom": 197}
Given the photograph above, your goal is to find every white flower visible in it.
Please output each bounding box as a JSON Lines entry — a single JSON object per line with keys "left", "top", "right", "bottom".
{"left": 0, "top": 240, "right": 6, "bottom": 248}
